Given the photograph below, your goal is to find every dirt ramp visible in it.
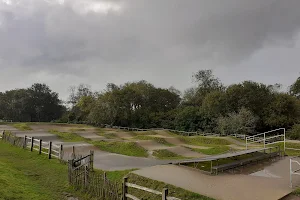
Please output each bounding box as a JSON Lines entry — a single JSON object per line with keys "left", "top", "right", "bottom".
{"left": 76, "top": 131, "right": 106, "bottom": 141}
{"left": 136, "top": 140, "right": 170, "bottom": 151}
{"left": 168, "top": 146, "right": 205, "bottom": 158}
{"left": 0, "top": 125, "right": 18, "bottom": 131}
{"left": 164, "top": 137, "right": 185, "bottom": 145}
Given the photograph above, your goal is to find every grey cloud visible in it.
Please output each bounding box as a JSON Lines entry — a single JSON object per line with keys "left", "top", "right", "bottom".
{"left": 0, "top": 0, "right": 300, "bottom": 97}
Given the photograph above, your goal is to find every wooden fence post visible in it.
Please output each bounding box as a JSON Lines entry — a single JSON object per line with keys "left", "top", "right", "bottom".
{"left": 30, "top": 137, "right": 34, "bottom": 152}
{"left": 23, "top": 135, "right": 27, "bottom": 149}
{"left": 39, "top": 140, "right": 42, "bottom": 154}
{"left": 162, "top": 188, "right": 168, "bottom": 200}
{"left": 68, "top": 160, "right": 73, "bottom": 184}
{"left": 48, "top": 141, "right": 52, "bottom": 159}
{"left": 122, "top": 177, "right": 128, "bottom": 200}
{"left": 90, "top": 150, "right": 94, "bottom": 171}
{"left": 103, "top": 172, "right": 107, "bottom": 198}
{"left": 59, "top": 144, "right": 63, "bottom": 160}
{"left": 72, "top": 146, "right": 75, "bottom": 159}
{"left": 84, "top": 165, "right": 89, "bottom": 188}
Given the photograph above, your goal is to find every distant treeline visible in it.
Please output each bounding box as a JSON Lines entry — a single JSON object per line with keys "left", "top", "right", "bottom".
{"left": 1, "top": 70, "right": 300, "bottom": 136}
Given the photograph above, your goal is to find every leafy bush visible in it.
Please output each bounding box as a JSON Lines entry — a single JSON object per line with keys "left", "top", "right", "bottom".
{"left": 216, "top": 107, "right": 258, "bottom": 135}
{"left": 287, "top": 124, "right": 300, "bottom": 140}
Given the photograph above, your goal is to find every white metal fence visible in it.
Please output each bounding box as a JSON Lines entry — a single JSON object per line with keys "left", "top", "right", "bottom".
{"left": 290, "top": 156, "right": 300, "bottom": 188}
{"left": 246, "top": 128, "right": 286, "bottom": 150}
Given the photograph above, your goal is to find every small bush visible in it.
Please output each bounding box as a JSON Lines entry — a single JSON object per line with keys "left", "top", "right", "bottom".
{"left": 287, "top": 124, "right": 300, "bottom": 140}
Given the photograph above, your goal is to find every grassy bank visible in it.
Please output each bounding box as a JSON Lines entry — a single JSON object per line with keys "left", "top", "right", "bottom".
{"left": 127, "top": 173, "right": 214, "bottom": 200}
{"left": 153, "top": 149, "right": 186, "bottom": 160}
{"left": 134, "top": 135, "right": 174, "bottom": 146}
{"left": 92, "top": 141, "right": 148, "bottom": 157}
{"left": 0, "top": 141, "right": 75, "bottom": 200}
{"left": 49, "top": 130, "right": 86, "bottom": 142}
{"left": 191, "top": 146, "right": 231, "bottom": 155}
{"left": 12, "top": 123, "right": 32, "bottom": 131}
{"left": 180, "top": 136, "right": 231, "bottom": 146}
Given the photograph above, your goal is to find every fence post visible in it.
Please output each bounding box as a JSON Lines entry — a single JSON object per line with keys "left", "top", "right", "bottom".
{"left": 72, "top": 146, "right": 75, "bottom": 159}
{"left": 23, "top": 135, "right": 27, "bottom": 149}
{"left": 103, "top": 172, "right": 107, "bottom": 198}
{"left": 39, "top": 139, "right": 42, "bottom": 154}
{"left": 122, "top": 177, "right": 128, "bottom": 200}
{"left": 59, "top": 144, "right": 63, "bottom": 160}
{"left": 162, "top": 188, "right": 168, "bottom": 200}
{"left": 90, "top": 150, "right": 94, "bottom": 171}
{"left": 84, "top": 165, "right": 89, "bottom": 188}
{"left": 30, "top": 137, "right": 34, "bottom": 152}
{"left": 68, "top": 160, "right": 73, "bottom": 184}
{"left": 48, "top": 141, "right": 52, "bottom": 159}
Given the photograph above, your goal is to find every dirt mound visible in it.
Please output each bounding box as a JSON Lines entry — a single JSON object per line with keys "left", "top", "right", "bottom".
{"left": 76, "top": 131, "right": 106, "bottom": 141}
{"left": 0, "top": 124, "right": 18, "bottom": 131}
{"left": 168, "top": 146, "right": 205, "bottom": 158}
{"left": 164, "top": 137, "right": 185, "bottom": 145}
{"left": 136, "top": 140, "right": 170, "bottom": 151}
{"left": 154, "top": 130, "right": 173, "bottom": 137}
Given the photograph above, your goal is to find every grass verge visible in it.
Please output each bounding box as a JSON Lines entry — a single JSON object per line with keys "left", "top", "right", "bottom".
{"left": 92, "top": 141, "right": 148, "bottom": 157}
{"left": 180, "top": 136, "right": 231, "bottom": 146}
{"left": 153, "top": 149, "right": 186, "bottom": 160}
{"left": 0, "top": 141, "right": 77, "bottom": 200}
{"left": 190, "top": 146, "right": 231, "bottom": 155}
{"left": 12, "top": 123, "right": 32, "bottom": 131}
{"left": 49, "top": 130, "right": 86, "bottom": 142}
{"left": 134, "top": 135, "right": 174, "bottom": 146}
{"left": 127, "top": 173, "right": 214, "bottom": 200}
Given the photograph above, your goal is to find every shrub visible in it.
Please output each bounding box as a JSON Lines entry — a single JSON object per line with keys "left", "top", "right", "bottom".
{"left": 287, "top": 124, "right": 300, "bottom": 140}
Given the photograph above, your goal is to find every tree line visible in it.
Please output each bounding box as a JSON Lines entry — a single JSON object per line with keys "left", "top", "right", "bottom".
{"left": 1, "top": 70, "right": 300, "bottom": 136}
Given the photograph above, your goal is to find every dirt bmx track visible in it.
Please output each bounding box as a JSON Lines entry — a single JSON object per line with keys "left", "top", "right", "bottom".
{"left": 134, "top": 157, "right": 299, "bottom": 200}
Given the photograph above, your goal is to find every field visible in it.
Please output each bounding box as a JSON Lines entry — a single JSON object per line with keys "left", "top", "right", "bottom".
{"left": 2, "top": 122, "right": 300, "bottom": 200}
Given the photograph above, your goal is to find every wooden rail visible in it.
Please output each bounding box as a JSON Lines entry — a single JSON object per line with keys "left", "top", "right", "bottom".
{"left": 104, "top": 124, "right": 220, "bottom": 137}
{"left": 22, "top": 134, "right": 63, "bottom": 160}
{"left": 122, "top": 177, "right": 181, "bottom": 200}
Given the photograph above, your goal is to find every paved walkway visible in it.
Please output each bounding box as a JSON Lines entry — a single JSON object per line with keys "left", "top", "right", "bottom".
{"left": 134, "top": 158, "right": 295, "bottom": 200}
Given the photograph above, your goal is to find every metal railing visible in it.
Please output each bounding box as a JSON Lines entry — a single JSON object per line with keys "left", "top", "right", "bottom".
{"left": 246, "top": 128, "right": 285, "bottom": 151}
{"left": 290, "top": 156, "right": 300, "bottom": 188}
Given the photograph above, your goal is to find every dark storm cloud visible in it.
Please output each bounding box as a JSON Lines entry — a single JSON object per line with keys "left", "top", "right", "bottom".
{"left": 0, "top": 0, "right": 300, "bottom": 98}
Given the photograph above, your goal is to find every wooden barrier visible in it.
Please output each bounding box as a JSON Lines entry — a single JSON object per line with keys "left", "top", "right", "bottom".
{"left": 122, "top": 177, "right": 181, "bottom": 200}
{"left": 22, "top": 135, "right": 63, "bottom": 160}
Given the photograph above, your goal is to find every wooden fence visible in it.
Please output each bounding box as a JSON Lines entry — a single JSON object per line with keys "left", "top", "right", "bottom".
{"left": 123, "top": 177, "right": 181, "bottom": 200}
{"left": 68, "top": 151, "right": 120, "bottom": 200}
{"left": 104, "top": 124, "right": 221, "bottom": 137}
{"left": 23, "top": 135, "right": 63, "bottom": 159}
{"left": 1, "top": 130, "right": 63, "bottom": 160}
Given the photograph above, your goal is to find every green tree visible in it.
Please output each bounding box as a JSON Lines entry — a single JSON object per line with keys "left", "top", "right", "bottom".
{"left": 264, "top": 93, "right": 300, "bottom": 128}
{"left": 290, "top": 77, "right": 300, "bottom": 99}
{"left": 216, "top": 108, "right": 258, "bottom": 135}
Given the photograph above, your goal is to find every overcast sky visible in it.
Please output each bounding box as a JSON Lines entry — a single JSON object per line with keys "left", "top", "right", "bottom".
{"left": 0, "top": 0, "right": 300, "bottom": 99}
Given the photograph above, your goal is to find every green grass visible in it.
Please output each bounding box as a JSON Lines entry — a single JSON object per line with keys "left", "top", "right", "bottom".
{"left": 127, "top": 173, "right": 214, "bottom": 200}
{"left": 191, "top": 146, "right": 231, "bottom": 155}
{"left": 134, "top": 135, "right": 174, "bottom": 146}
{"left": 0, "top": 141, "right": 78, "bottom": 200}
{"left": 12, "top": 123, "right": 32, "bottom": 131}
{"left": 96, "top": 128, "right": 118, "bottom": 139}
{"left": 49, "top": 130, "right": 86, "bottom": 142}
{"left": 180, "top": 136, "right": 231, "bottom": 146}
{"left": 269, "top": 142, "right": 300, "bottom": 156}
{"left": 92, "top": 141, "right": 148, "bottom": 157}
{"left": 153, "top": 149, "right": 186, "bottom": 160}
